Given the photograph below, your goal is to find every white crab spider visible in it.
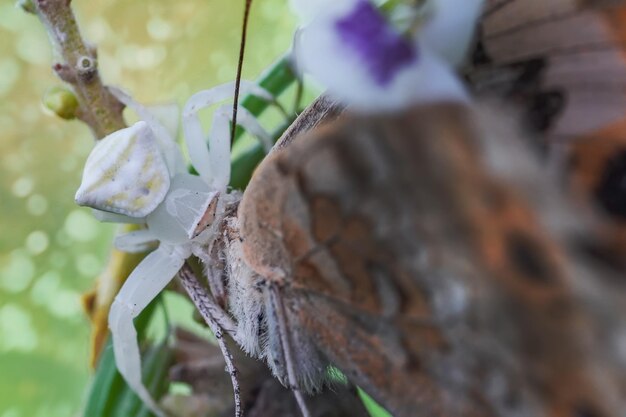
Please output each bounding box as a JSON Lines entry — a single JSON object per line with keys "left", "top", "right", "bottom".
{"left": 75, "top": 81, "right": 273, "bottom": 417}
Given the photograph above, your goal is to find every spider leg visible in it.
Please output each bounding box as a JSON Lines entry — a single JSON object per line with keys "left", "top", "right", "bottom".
{"left": 108, "top": 245, "right": 186, "bottom": 417}
{"left": 218, "top": 103, "right": 274, "bottom": 152}
{"left": 204, "top": 102, "right": 274, "bottom": 191}
{"left": 114, "top": 229, "right": 158, "bottom": 253}
{"left": 182, "top": 81, "right": 273, "bottom": 187}
{"left": 92, "top": 209, "right": 146, "bottom": 224}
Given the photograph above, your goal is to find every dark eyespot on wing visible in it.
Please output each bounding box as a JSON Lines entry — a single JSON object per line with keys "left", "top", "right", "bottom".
{"left": 525, "top": 90, "right": 566, "bottom": 133}
{"left": 594, "top": 149, "right": 626, "bottom": 219}
{"left": 470, "top": 39, "right": 494, "bottom": 66}
{"left": 506, "top": 231, "right": 555, "bottom": 285}
{"left": 572, "top": 403, "right": 604, "bottom": 417}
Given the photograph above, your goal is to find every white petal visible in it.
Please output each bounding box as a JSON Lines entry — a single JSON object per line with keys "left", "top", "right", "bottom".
{"left": 75, "top": 121, "right": 170, "bottom": 218}
{"left": 290, "top": 0, "right": 357, "bottom": 23}
{"left": 421, "top": 0, "right": 485, "bottom": 67}
{"left": 297, "top": 19, "right": 467, "bottom": 111}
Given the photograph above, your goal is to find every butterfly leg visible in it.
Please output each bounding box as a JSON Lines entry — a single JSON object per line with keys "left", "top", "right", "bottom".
{"left": 269, "top": 285, "right": 313, "bottom": 417}
{"left": 108, "top": 245, "right": 186, "bottom": 417}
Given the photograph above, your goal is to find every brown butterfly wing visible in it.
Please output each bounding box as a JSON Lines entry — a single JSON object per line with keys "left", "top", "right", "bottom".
{"left": 237, "top": 103, "right": 626, "bottom": 416}
{"left": 470, "top": 0, "right": 626, "bottom": 269}
{"left": 469, "top": 0, "right": 626, "bottom": 141}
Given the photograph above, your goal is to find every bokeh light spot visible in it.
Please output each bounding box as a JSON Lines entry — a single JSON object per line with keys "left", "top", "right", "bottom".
{"left": 30, "top": 271, "right": 61, "bottom": 306}
{"left": 0, "top": 58, "right": 20, "bottom": 97}
{"left": 86, "top": 17, "right": 112, "bottom": 43}
{"left": 47, "top": 289, "right": 82, "bottom": 319}
{"left": 25, "top": 231, "right": 49, "bottom": 255}
{"left": 64, "top": 209, "right": 99, "bottom": 242}
{"left": 1, "top": 407, "right": 21, "bottom": 417}
{"left": 0, "top": 251, "right": 36, "bottom": 294}
{"left": 147, "top": 17, "right": 173, "bottom": 41}
{"left": 75, "top": 253, "right": 102, "bottom": 277}
{"left": 16, "top": 32, "right": 51, "bottom": 65}
{"left": 26, "top": 194, "right": 48, "bottom": 216}
{"left": 11, "top": 177, "right": 34, "bottom": 198}
{"left": 0, "top": 304, "right": 39, "bottom": 352}
{"left": 48, "top": 251, "right": 68, "bottom": 268}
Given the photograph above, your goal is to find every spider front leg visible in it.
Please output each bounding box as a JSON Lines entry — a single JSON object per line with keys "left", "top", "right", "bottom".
{"left": 207, "top": 103, "right": 273, "bottom": 190}
{"left": 114, "top": 228, "right": 158, "bottom": 253}
{"left": 183, "top": 81, "right": 273, "bottom": 190}
{"left": 108, "top": 244, "right": 189, "bottom": 417}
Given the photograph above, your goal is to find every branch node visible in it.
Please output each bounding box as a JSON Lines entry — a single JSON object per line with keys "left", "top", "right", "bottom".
{"left": 53, "top": 62, "right": 76, "bottom": 83}
{"left": 76, "top": 55, "right": 97, "bottom": 81}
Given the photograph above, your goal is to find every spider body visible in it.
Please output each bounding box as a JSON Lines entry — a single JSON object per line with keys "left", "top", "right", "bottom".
{"left": 75, "top": 81, "right": 271, "bottom": 417}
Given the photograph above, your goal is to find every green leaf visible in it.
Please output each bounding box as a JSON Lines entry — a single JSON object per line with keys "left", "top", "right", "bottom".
{"left": 358, "top": 388, "right": 393, "bottom": 417}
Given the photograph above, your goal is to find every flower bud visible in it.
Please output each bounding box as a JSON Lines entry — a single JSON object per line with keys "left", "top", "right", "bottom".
{"left": 16, "top": 0, "right": 36, "bottom": 14}
{"left": 43, "top": 86, "right": 79, "bottom": 120}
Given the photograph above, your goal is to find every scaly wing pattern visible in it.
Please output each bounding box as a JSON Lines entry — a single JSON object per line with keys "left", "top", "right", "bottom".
{"left": 238, "top": 103, "right": 626, "bottom": 417}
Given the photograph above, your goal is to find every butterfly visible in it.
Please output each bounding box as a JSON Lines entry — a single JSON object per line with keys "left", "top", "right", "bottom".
{"left": 199, "top": 99, "right": 626, "bottom": 417}
{"left": 166, "top": 327, "right": 370, "bottom": 417}
{"left": 468, "top": 0, "right": 626, "bottom": 268}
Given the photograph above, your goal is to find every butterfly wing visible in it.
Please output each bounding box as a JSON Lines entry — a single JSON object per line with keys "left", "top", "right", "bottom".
{"left": 469, "top": 0, "right": 626, "bottom": 270}
{"left": 469, "top": 0, "right": 626, "bottom": 141}
{"left": 237, "top": 103, "right": 626, "bottom": 417}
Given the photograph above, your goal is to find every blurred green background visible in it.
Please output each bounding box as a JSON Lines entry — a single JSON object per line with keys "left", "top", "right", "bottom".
{"left": 0, "top": 1, "right": 295, "bottom": 415}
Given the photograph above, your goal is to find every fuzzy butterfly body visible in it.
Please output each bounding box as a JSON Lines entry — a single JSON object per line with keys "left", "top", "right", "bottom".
{"left": 212, "top": 102, "right": 626, "bottom": 417}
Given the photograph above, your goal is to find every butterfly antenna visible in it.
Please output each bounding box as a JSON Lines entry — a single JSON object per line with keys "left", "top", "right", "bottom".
{"left": 231, "top": 0, "right": 253, "bottom": 144}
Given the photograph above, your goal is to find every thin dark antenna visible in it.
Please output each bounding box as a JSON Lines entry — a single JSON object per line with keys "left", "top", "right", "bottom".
{"left": 231, "top": 0, "right": 253, "bottom": 144}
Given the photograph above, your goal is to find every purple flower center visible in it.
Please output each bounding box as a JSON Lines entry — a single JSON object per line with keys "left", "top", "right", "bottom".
{"left": 335, "top": 1, "right": 417, "bottom": 86}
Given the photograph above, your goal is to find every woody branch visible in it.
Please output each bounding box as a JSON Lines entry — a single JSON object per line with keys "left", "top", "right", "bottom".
{"left": 22, "top": 0, "right": 125, "bottom": 138}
